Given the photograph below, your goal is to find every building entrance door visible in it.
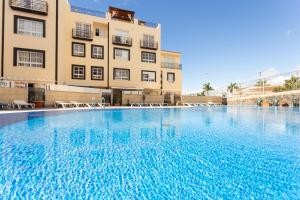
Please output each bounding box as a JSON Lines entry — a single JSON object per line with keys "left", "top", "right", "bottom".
{"left": 112, "top": 89, "right": 122, "bottom": 106}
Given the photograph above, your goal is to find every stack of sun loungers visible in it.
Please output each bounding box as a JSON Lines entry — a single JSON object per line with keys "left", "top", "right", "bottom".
{"left": 54, "top": 101, "right": 108, "bottom": 109}
{"left": 183, "top": 102, "right": 222, "bottom": 107}
{"left": 12, "top": 100, "right": 35, "bottom": 109}
{"left": 0, "top": 100, "right": 109, "bottom": 110}
{"left": 0, "top": 102, "right": 11, "bottom": 110}
{"left": 130, "top": 103, "right": 169, "bottom": 107}
{"left": 0, "top": 100, "right": 35, "bottom": 110}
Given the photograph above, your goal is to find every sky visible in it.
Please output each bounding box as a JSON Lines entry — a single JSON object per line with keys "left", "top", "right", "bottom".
{"left": 69, "top": 0, "right": 300, "bottom": 93}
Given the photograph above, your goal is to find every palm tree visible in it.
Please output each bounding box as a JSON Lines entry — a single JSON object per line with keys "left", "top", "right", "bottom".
{"left": 227, "top": 83, "right": 239, "bottom": 94}
{"left": 284, "top": 76, "right": 300, "bottom": 90}
{"left": 203, "top": 83, "right": 213, "bottom": 96}
{"left": 255, "top": 79, "right": 268, "bottom": 87}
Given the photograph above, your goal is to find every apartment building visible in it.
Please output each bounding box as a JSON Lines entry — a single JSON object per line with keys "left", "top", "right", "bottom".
{"left": 0, "top": 0, "right": 182, "bottom": 105}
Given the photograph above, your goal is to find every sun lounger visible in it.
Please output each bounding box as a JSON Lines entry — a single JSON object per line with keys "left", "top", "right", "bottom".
{"left": 54, "top": 101, "right": 75, "bottom": 108}
{"left": 183, "top": 103, "right": 194, "bottom": 107}
{"left": 12, "top": 100, "right": 35, "bottom": 109}
{"left": 0, "top": 102, "right": 11, "bottom": 110}
{"left": 131, "top": 103, "right": 141, "bottom": 107}
{"left": 149, "top": 103, "right": 160, "bottom": 107}
{"left": 70, "top": 101, "right": 91, "bottom": 108}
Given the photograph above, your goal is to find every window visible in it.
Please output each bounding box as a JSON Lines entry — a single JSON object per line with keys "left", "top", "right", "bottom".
{"left": 91, "top": 67, "right": 104, "bottom": 80}
{"left": 142, "top": 34, "right": 155, "bottom": 47}
{"left": 163, "top": 57, "right": 176, "bottom": 68}
{"left": 74, "top": 22, "right": 92, "bottom": 39}
{"left": 72, "top": 42, "right": 85, "bottom": 57}
{"left": 143, "top": 34, "right": 155, "bottom": 43}
{"left": 14, "top": 16, "right": 45, "bottom": 37}
{"left": 76, "top": 22, "right": 91, "bottom": 32}
{"left": 14, "top": 48, "right": 45, "bottom": 68}
{"left": 113, "top": 30, "right": 131, "bottom": 45}
{"left": 141, "top": 52, "right": 156, "bottom": 63}
{"left": 95, "top": 28, "right": 105, "bottom": 37}
{"left": 142, "top": 71, "right": 156, "bottom": 82}
{"left": 114, "top": 48, "right": 130, "bottom": 61}
{"left": 91, "top": 45, "right": 104, "bottom": 59}
{"left": 116, "top": 30, "right": 129, "bottom": 37}
{"left": 113, "top": 68, "right": 130, "bottom": 80}
{"left": 72, "top": 65, "right": 85, "bottom": 80}
{"left": 167, "top": 73, "right": 175, "bottom": 83}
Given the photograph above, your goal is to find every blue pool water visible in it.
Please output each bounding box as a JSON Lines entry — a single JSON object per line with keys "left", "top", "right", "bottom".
{"left": 0, "top": 107, "right": 299, "bottom": 199}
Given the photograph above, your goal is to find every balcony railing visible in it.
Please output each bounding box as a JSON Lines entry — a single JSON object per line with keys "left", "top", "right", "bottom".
{"left": 112, "top": 35, "right": 132, "bottom": 46}
{"left": 71, "top": 6, "right": 106, "bottom": 18}
{"left": 72, "top": 29, "right": 93, "bottom": 41}
{"left": 161, "top": 62, "right": 182, "bottom": 70}
{"left": 138, "top": 21, "right": 159, "bottom": 28}
{"left": 9, "top": 0, "right": 48, "bottom": 15}
{"left": 140, "top": 40, "right": 158, "bottom": 50}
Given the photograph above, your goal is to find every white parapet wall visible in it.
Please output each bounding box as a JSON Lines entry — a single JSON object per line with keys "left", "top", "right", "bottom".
{"left": 48, "top": 84, "right": 101, "bottom": 94}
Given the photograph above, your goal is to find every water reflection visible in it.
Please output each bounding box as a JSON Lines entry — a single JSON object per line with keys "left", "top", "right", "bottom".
{"left": 113, "top": 129, "right": 131, "bottom": 144}
{"left": 140, "top": 128, "right": 157, "bottom": 141}
{"left": 166, "top": 126, "right": 176, "bottom": 138}
{"left": 90, "top": 129, "right": 104, "bottom": 145}
{"left": 286, "top": 122, "right": 300, "bottom": 135}
{"left": 112, "top": 110, "right": 123, "bottom": 122}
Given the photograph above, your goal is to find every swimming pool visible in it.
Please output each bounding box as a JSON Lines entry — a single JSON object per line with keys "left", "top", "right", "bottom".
{"left": 0, "top": 107, "right": 299, "bottom": 199}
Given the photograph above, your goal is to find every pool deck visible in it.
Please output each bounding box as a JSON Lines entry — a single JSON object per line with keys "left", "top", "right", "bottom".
{"left": 0, "top": 106, "right": 190, "bottom": 115}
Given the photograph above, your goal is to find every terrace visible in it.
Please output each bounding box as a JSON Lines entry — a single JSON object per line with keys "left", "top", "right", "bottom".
{"left": 70, "top": 6, "right": 106, "bottom": 18}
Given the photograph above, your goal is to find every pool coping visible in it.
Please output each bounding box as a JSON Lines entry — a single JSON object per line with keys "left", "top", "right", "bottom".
{"left": 0, "top": 106, "right": 191, "bottom": 115}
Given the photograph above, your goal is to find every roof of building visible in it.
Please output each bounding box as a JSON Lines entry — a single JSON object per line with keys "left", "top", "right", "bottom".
{"left": 161, "top": 50, "right": 182, "bottom": 55}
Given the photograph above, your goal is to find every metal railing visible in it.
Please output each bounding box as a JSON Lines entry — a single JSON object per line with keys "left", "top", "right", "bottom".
{"left": 71, "top": 6, "right": 106, "bottom": 18}
{"left": 140, "top": 40, "right": 158, "bottom": 50}
{"left": 9, "top": 0, "right": 48, "bottom": 14}
{"left": 72, "top": 29, "right": 93, "bottom": 40}
{"left": 138, "top": 21, "right": 159, "bottom": 28}
{"left": 112, "top": 35, "right": 132, "bottom": 46}
{"left": 161, "top": 62, "right": 182, "bottom": 70}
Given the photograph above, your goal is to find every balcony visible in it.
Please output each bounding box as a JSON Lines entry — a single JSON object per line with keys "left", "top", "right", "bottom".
{"left": 112, "top": 35, "right": 132, "bottom": 47}
{"left": 9, "top": 0, "right": 48, "bottom": 16}
{"left": 161, "top": 62, "right": 182, "bottom": 70}
{"left": 140, "top": 40, "right": 158, "bottom": 50}
{"left": 72, "top": 29, "right": 93, "bottom": 41}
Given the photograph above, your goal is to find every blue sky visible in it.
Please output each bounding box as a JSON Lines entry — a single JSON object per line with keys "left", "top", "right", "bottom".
{"left": 70, "top": 0, "right": 300, "bottom": 93}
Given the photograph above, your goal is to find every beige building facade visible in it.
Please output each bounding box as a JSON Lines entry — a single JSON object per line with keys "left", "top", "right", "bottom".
{"left": 0, "top": 0, "right": 182, "bottom": 105}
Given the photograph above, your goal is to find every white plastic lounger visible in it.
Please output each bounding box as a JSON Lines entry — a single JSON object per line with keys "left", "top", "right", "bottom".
{"left": 12, "top": 100, "right": 35, "bottom": 109}
{"left": 131, "top": 103, "right": 142, "bottom": 107}
{"left": 208, "top": 102, "right": 214, "bottom": 106}
{"left": 183, "top": 103, "right": 194, "bottom": 107}
{"left": 150, "top": 103, "right": 160, "bottom": 107}
{"left": 55, "top": 101, "right": 74, "bottom": 108}
{"left": 160, "top": 103, "right": 168, "bottom": 107}
{"left": 70, "top": 101, "right": 90, "bottom": 108}
{"left": 94, "top": 103, "right": 104, "bottom": 108}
